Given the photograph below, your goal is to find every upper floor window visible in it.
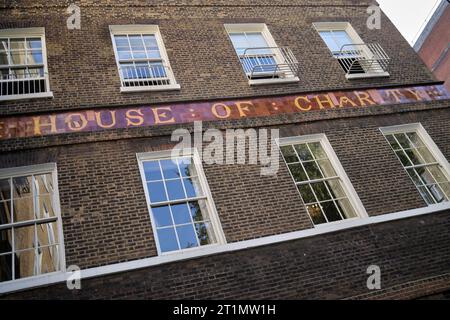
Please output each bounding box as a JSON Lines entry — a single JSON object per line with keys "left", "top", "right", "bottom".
{"left": 381, "top": 124, "right": 450, "bottom": 205}
{"left": 0, "top": 163, "right": 64, "bottom": 283}
{"left": 0, "top": 28, "right": 52, "bottom": 101}
{"left": 225, "top": 24, "right": 299, "bottom": 85}
{"left": 313, "top": 22, "right": 390, "bottom": 79}
{"left": 279, "top": 134, "right": 367, "bottom": 226}
{"left": 137, "top": 150, "right": 226, "bottom": 255}
{"left": 110, "top": 25, "right": 180, "bottom": 92}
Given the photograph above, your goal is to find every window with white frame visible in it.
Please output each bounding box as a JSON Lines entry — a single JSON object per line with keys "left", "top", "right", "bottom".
{"left": 279, "top": 134, "right": 366, "bottom": 225}
{"left": 137, "top": 150, "right": 225, "bottom": 254}
{"left": 381, "top": 124, "right": 450, "bottom": 205}
{"left": 0, "top": 28, "right": 52, "bottom": 101}
{"left": 110, "top": 25, "right": 180, "bottom": 92}
{"left": 0, "top": 164, "right": 64, "bottom": 283}
{"left": 225, "top": 24, "right": 299, "bottom": 84}
{"left": 313, "top": 22, "right": 390, "bottom": 79}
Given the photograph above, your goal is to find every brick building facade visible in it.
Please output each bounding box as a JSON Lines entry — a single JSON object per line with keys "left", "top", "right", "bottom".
{"left": 0, "top": 0, "right": 450, "bottom": 299}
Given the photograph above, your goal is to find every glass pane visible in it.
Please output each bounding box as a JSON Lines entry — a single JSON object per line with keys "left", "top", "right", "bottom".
{"left": 417, "top": 186, "right": 435, "bottom": 205}
{"left": 147, "top": 181, "right": 167, "bottom": 203}
{"left": 0, "top": 254, "right": 13, "bottom": 282}
{"left": 146, "top": 50, "right": 161, "bottom": 59}
{"left": 336, "top": 198, "right": 357, "bottom": 218}
{"left": 183, "top": 177, "right": 201, "bottom": 198}
{"left": 14, "top": 225, "right": 35, "bottom": 251}
{"left": 0, "top": 179, "right": 11, "bottom": 201}
{"left": 12, "top": 197, "right": 34, "bottom": 222}
{"left": 128, "top": 35, "right": 145, "bottom": 51}
{"left": 294, "top": 144, "right": 313, "bottom": 161}
{"left": 297, "top": 184, "right": 316, "bottom": 204}
{"left": 407, "top": 169, "right": 423, "bottom": 186}
{"left": 246, "top": 33, "right": 268, "bottom": 48}
{"left": 114, "top": 36, "right": 129, "bottom": 48}
{"left": 39, "top": 245, "right": 59, "bottom": 274}
{"left": 229, "top": 33, "right": 248, "bottom": 51}
{"left": 34, "top": 174, "right": 52, "bottom": 194}
{"left": 385, "top": 135, "right": 400, "bottom": 150}
{"left": 160, "top": 159, "right": 180, "bottom": 179}
{"left": 319, "top": 31, "right": 340, "bottom": 52}
{"left": 333, "top": 30, "right": 354, "bottom": 51}
{"left": 152, "top": 205, "right": 172, "bottom": 228}
{"left": 417, "top": 147, "right": 436, "bottom": 163}
{"left": 15, "top": 249, "right": 36, "bottom": 279}
{"left": 13, "top": 176, "right": 32, "bottom": 198}
{"left": 311, "top": 182, "right": 331, "bottom": 201}
{"left": 317, "top": 159, "right": 336, "bottom": 177}
{"left": 143, "top": 161, "right": 162, "bottom": 181}
{"left": 195, "top": 222, "right": 215, "bottom": 246}
{"left": 439, "top": 182, "right": 450, "bottom": 198}
{"left": 27, "top": 51, "right": 43, "bottom": 64}
{"left": 308, "top": 142, "right": 327, "bottom": 159}
{"left": 394, "top": 133, "right": 411, "bottom": 149}
{"left": 157, "top": 227, "right": 179, "bottom": 253}
{"left": 118, "top": 51, "right": 132, "bottom": 60}
{"left": 27, "top": 38, "right": 42, "bottom": 49}
{"left": 288, "top": 163, "right": 307, "bottom": 182}
{"left": 321, "top": 201, "right": 342, "bottom": 222}
{"left": 327, "top": 179, "right": 346, "bottom": 199}
{"left": 143, "top": 35, "right": 158, "bottom": 50}
{"left": 416, "top": 167, "right": 437, "bottom": 186}
{"left": 171, "top": 203, "right": 191, "bottom": 225}
{"left": 427, "top": 184, "right": 446, "bottom": 203}
{"left": 0, "top": 201, "right": 11, "bottom": 225}
{"left": 0, "top": 38, "right": 8, "bottom": 50}
{"left": 395, "top": 150, "right": 412, "bottom": 167}
{"left": 307, "top": 204, "right": 326, "bottom": 225}
{"left": 10, "top": 38, "right": 25, "bottom": 50}
{"left": 0, "top": 229, "right": 12, "bottom": 254}
{"left": 178, "top": 158, "right": 196, "bottom": 177}
{"left": 10, "top": 51, "right": 26, "bottom": 65}
{"left": 303, "top": 161, "right": 323, "bottom": 180}
{"left": 132, "top": 51, "right": 146, "bottom": 59}
{"left": 165, "top": 179, "right": 185, "bottom": 200}
{"left": 427, "top": 166, "right": 449, "bottom": 183}
{"left": 37, "top": 222, "right": 58, "bottom": 246}
{"left": 404, "top": 149, "right": 423, "bottom": 165}
{"left": 189, "top": 200, "right": 210, "bottom": 222}
{"left": 280, "top": 145, "right": 298, "bottom": 163}
{"left": 176, "top": 225, "right": 198, "bottom": 249}
{"left": 406, "top": 132, "right": 425, "bottom": 148}
{"left": 0, "top": 50, "right": 7, "bottom": 65}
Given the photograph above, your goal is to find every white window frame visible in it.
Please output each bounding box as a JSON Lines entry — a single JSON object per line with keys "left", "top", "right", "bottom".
{"left": 277, "top": 133, "right": 368, "bottom": 227}
{"left": 109, "top": 25, "right": 180, "bottom": 93}
{"left": 313, "top": 22, "right": 390, "bottom": 79}
{"left": 224, "top": 23, "right": 300, "bottom": 86}
{"left": 0, "top": 163, "right": 66, "bottom": 286}
{"left": 137, "top": 148, "right": 226, "bottom": 256}
{"left": 380, "top": 123, "right": 450, "bottom": 206}
{"left": 0, "top": 28, "right": 53, "bottom": 101}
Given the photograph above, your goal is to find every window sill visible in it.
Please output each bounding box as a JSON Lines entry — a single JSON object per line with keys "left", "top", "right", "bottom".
{"left": 248, "top": 77, "right": 300, "bottom": 86}
{"left": 345, "top": 72, "right": 390, "bottom": 80}
{"left": 120, "top": 84, "right": 181, "bottom": 93}
{"left": 0, "top": 91, "right": 54, "bottom": 102}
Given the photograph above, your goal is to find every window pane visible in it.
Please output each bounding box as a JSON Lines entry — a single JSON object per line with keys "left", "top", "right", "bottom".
{"left": 143, "top": 161, "right": 162, "bottom": 181}
{"left": 0, "top": 229, "right": 12, "bottom": 254}
{"left": 189, "top": 200, "right": 210, "bottom": 222}
{"left": 394, "top": 133, "right": 411, "bottom": 149}
{"left": 417, "top": 186, "right": 435, "bottom": 205}
{"left": 152, "top": 205, "right": 172, "bottom": 228}
{"left": 10, "top": 38, "right": 25, "bottom": 50}
{"left": 0, "top": 179, "right": 11, "bottom": 201}
{"left": 311, "top": 182, "right": 332, "bottom": 201}
{"left": 37, "top": 222, "right": 58, "bottom": 246}
{"left": 34, "top": 174, "right": 52, "bottom": 194}
{"left": 0, "top": 50, "right": 7, "bottom": 65}
{"left": 143, "top": 35, "right": 158, "bottom": 50}
{"left": 439, "top": 182, "right": 450, "bottom": 198}
{"left": 171, "top": 203, "right": 191, "bottom": 225}
{"left": 15, "top": 249, "right": 36, "bottom": 279}
{"left": 229, "top": 33, "right": 248, "bottom": 51}
{"left": 13, "top": 176, "right": 32, "bottom": 198}
{"left": 39, "top": 245, "right": 59, "bottom": 274}
{"left": 297, "top": 184, "right": 316, "bottom": 204}
{"left": 395, "top": 150, "right": 412, "bottom": 167}
{"left": 114, "top": 36, "right": 129, "bottom": 48}
{"left": 165, "top": 179, "right": 185, "bottom": 200}
{"left": 294, "top": 144, "right": 313, "bottom": 161}
{"left": 327, "top": 179, "right": 346, "bottom": 199}
{"left": 317, "top": 159, "right": 336, "bottom": 177}
{"left": 407, "top": 169, "right": 423, "bottom": 186}
{"left": 26, "top": 38, "right": 42, "bottom": 49}
{"left": 308, "top": 142, "right": 327, "bottom": 159}
{"left": 406, "top": 132, "right": 425, "bottom": 148}
{"left": 319, "top": 31, "right": 340, "bottom": 52}
{"left": 195, "top": 222, "right": 215, "bottom": 245}
{"left": 336, "top": 198, "right": 357, "bottom": 219}
{"left": 0, "top": 254, "right": 13, "bottom": 282}
{"left": 147, "top": 181, "right": 167, "bottom": 203}
{"left": 27, "top": 51, "right": 43, "bottom": 64}
{"left": 128, "top": 35, "right": 144, "bottom": 51}
{"left": 178, "top": 158, "right": 196, "bottom": 177}
{"left": 416, "top": 167, "right": 437, "bottom": 186}
{"left": 176, "top": 225, "right": 198, "bottom": 249}
{"left": 303, "top": 161, "right": 323, "bottom": 180}
{"left": 157, "top": 227, "right": 179, "bottom": 253}
{"left": 118, "top": 51, "right": 132, "bottom": 60}
{"left": 321, "top": 201, "right": 342, "bottom": 222}
{"left": 417, "top": 147, "right": 436, "bottom": 163}
{"left": 386, "top": 135, "right": 400, "bottom": 150}
{"left": 183, "top": 177, "right": 201, "bottom": 198}
{"left": 280, "top": 145, "right": 298, "bottom": 163}
{"left": 13, "top": 197, "right": 34, "bottom": 222}
{"left": 427, "top": 166, "right": 449, "bottom": 183}
{"left": 404, "top": 149, "right": 423, "bottom": 165}
{"left": 288, "top": 163, "right": 307, "bottom": 182}
{"left": 246, "top": 33, "right": 268, "bottom": 48}
{"left": 332, "top": 31, "right": 354, "bottom": 51}
{"left": 14, "top": 225, "right": 35, "bottom": 251}
{"left": 307, "top": 204, "right": 326, "bottom": 225}
{"left": 427, "top": 184, "right": 447, "bottom": 203}
{"left": 160, "top": 159, "right": 180, "bottom": 179}
{"left": 10, "top": 51, "right": 26, "bottom": 65}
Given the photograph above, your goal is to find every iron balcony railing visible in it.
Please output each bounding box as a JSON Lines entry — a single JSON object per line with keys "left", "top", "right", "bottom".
{"left": 119, "top": 61, "right": 173, "bottom": 88}
{"left": 0, "top": 71, "right": 48, "bottom": 97}
{"left": 335, "top": 43, "right": 390, "bottom": 76}
{"left": 239, "top": 46, "right": 299, "bottom": 80}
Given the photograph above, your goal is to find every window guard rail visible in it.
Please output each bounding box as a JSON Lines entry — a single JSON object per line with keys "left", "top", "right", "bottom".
{"left": 0, "top": 71, "right": 49, "bottom": 96}
{"left": 335, "top": 43, "right": 390, "bottom": 75}
{"left": 240, "top": 46, "right": 299, "bottom": 80}
{"left": 119, "top": 61, "right": 173, "bottom": 88}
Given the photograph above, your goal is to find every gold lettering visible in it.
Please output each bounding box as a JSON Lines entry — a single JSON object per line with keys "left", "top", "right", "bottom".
{"left": 211, "top": 103, "right": 231, "bottom": 119}
{"left": 294, "top": 96, "right": 312, "bottom": 111}
{"left": 386, "top": 89, "right": 403, "bottom": 103}
{"left": 314, "top": 94, "right": 335, "bottom": 109}
{"left": 66, "top": 113, "right": 88, "bottom": 131}
{"left": 354, "top": 91, "right": 376, "bottom": 106}
{"left": 152, "top": 107, "right": 176, "bottom": 124}
{"left": 95, "top": 110, "right": 117, "bottom": 129}
{"left": 406, "top": 89, "right": 423, "bottom": 101}
{"left": 33, "top": 115, "right": 57, "bottom": 135}
{"left": 338, "top": 96, "right": 358, "bottom": 108}
{"left": 0, "top": 121, "right": 4, "bottom": 138}
{"left": 235, "top": 101, "right": 253, "bottom": 117}
{"left": 126, "top": 109, "right": 144, "bottom": 127}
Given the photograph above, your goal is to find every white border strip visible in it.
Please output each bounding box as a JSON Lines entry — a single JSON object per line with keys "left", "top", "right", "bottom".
{"left": 1, "top": 201, "right": 450, "bottom": 295}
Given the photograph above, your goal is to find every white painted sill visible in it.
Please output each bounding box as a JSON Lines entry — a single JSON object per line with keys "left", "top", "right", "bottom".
{"left": 120, "top": 84, "right": 181, "bottom": 93}
{"left": 0, "top": 91, "right": 54, "bottom": 102}
{"left": 248, "top": 76, "right": 300, "bottom": 86}
{"left": 346, "top": 72, "right": 390, "bottom": 80}
{"left": 1, "top": 202, "right": 450, "bottom": 295}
